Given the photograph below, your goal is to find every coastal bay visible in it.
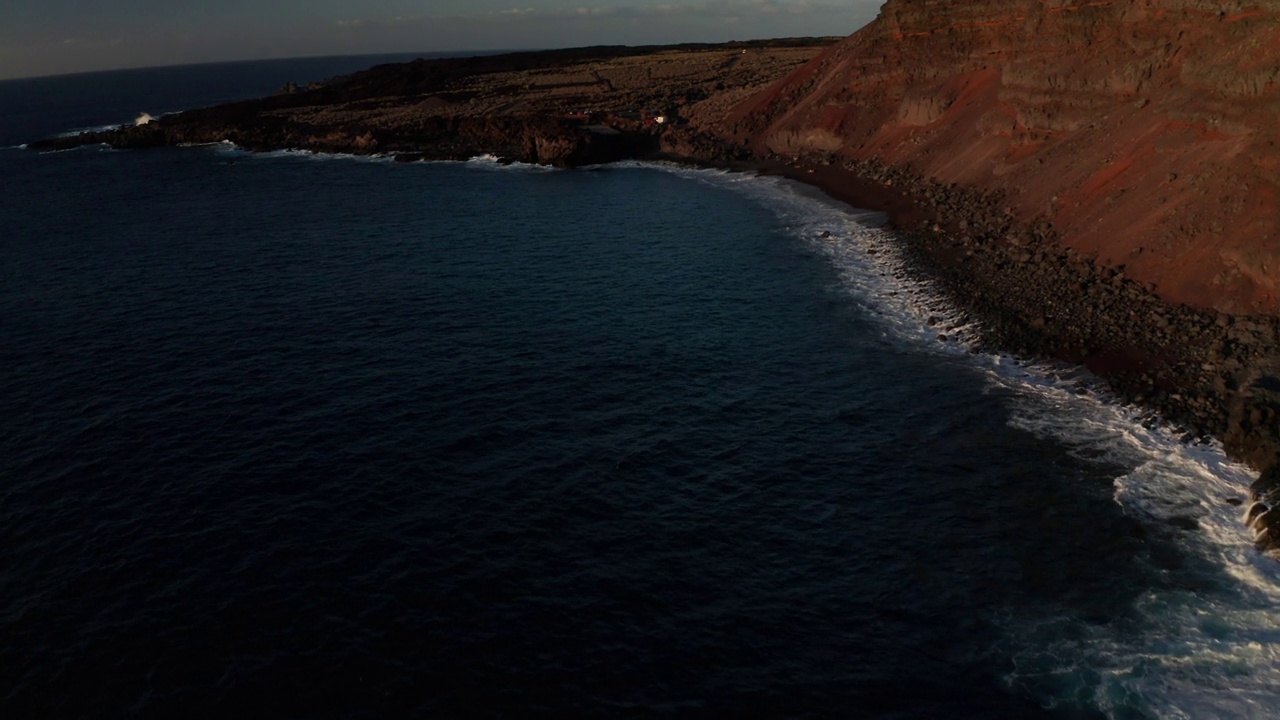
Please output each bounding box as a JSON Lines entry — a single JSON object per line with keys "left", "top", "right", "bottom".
{"left": 29, "top": 29, "right": 1280, "bottom": 555}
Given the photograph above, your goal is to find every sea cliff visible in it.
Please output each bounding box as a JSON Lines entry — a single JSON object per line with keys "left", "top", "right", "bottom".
{"left": 731, "top": 0, "right": 1280, "bottom": 316}
{"left": 720, "top": 0, "right": 1280, "bottom": 555}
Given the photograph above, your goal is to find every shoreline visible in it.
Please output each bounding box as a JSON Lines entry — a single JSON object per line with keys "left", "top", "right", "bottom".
{"left": 25, "top": 37, "right": 1280, "bottom": 555}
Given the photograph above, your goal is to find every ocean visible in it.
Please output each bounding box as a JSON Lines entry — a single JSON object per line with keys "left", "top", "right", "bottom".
{"left": 1, "top": 56, "right": 1278, "bottom": 719}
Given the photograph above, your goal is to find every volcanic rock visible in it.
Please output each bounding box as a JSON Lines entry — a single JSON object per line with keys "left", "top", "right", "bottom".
{"left": 730, "top": 0, "right": 1280, "bottom": 316}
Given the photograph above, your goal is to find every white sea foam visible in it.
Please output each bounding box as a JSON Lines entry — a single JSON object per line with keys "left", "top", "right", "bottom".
{"left": 52, "top": 123, "right": 122, "bottom": 138}
{"left": 463, "top": 153, "right": 558, "bottom": 172}
{"left": 208, "top": 142, "right": 394, "bottom": 163}
{"left": 37, "top": 143, "right": 115, "bottom": 154}
{"left": 50, "top": 110, "right": 176, "bottom": 139}
{"left": 993, "top": 369, "right": 1280, "bottom": 718}
{"left": 633, "top": 161, "right": 979, "bottom": 350}
{"left": 210, "top": 145, "right": 554, "bottom": 168}
{"left": 293, "top": 150, "right": 392, "bottom": 163}
{"left": 634, "top": 162, "right": 1280, "bottom": 719}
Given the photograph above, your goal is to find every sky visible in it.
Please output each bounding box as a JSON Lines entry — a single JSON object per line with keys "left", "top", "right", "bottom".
{"left": 0, "top": 1, "right": 884, "bottom": 80}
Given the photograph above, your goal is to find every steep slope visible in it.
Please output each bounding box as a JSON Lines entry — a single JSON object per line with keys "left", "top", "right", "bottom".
{"left": 733, "top": 0, "right": 1280, "bottom": 315}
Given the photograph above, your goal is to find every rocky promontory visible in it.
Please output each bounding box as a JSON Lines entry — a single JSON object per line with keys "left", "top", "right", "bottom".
{"left": 29, "top": 15, "right": 1280, "bottom": 555}
{"left": 29, "top": 40, "right": 832, "bottom": 166}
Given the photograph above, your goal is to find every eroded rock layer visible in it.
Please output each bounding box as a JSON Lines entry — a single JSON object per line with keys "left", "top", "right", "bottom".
{"left": 732, "top": 0, "right": 1280, "bottom": 315}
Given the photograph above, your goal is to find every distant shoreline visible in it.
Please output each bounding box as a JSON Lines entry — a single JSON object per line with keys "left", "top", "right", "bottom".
{"left": 0, "top": 50, "right": 522, "bottom": 84}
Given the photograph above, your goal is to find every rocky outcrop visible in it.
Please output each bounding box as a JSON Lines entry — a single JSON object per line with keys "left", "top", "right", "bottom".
{"left": 732, "top": 0, "right": 1280, "bottom": 316}
{"left": 1249, "top": 465, "right": 1280, "bottom": 552}
{"left": 28, "top": 109, "right": 652, "bottom": 167}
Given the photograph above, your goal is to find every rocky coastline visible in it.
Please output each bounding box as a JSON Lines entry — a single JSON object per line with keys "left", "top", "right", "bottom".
{"left": 747, "top": 151, "right": 1280, "bottom": 556}
{"left": 27, "top": 40, "right": 824, "bottom": 167}
{"left": 28, "top": 38, "right": 1280, "bottom": 556}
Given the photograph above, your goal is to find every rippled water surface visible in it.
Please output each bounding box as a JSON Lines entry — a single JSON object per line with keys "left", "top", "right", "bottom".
{"left": 2, "top": 64, "right": 1278, "bottom": 719}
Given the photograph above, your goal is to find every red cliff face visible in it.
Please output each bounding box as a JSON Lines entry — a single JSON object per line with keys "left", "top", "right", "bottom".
{"left": 733, "top": 0, "right": 1280, "bottom": 314}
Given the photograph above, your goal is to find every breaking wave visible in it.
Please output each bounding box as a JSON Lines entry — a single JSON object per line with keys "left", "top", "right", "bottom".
{"left": 463, "top": 153, "right": 559, "bottom": 172}
{"left": 37, "top": 143, "right": 116, "bottom": 154}
{"left": 50, "top": 111, "right": 174, "bottom": 139}
{"left": 207, "top": 145, "right": 558, "bottom": 171}
{"left": 53, "top": 123, "right": 121, "bottom": 138}
{"left": 994, "top": 370, "right": 1279, "bottom": 719}
{"left": 209, "top": 141, "right": 394, "bottom": 163}
{"left": 632, "top": 162, "right": 1280, "bottom": 718}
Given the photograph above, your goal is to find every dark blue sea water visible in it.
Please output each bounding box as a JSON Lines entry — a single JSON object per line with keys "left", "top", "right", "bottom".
{"left": 2, "top": 59, "right": 1279, "bottom": 719}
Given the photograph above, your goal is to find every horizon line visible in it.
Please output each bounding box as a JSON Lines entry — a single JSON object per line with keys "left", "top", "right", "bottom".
{"left": 0, "top": 35, "right": 844, "bottom": 84}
